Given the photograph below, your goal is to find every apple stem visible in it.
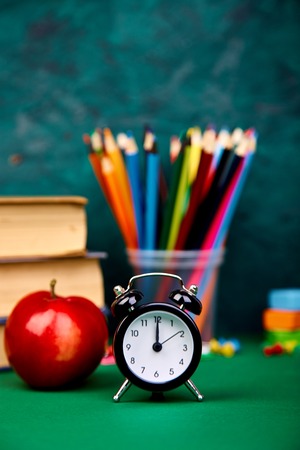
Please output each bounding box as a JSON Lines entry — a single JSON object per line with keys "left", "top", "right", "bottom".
{"left": 50, "top": 279, "right": 57, "bottom": 298}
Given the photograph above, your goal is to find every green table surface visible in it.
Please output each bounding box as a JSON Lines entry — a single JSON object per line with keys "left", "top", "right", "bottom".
{"left": 0, "top": 338, "right": 299, "bottom": 450}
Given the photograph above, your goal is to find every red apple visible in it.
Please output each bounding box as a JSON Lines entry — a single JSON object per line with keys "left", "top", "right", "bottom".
{"left": 4, "top": 279, "right": 108, "bottom": 389}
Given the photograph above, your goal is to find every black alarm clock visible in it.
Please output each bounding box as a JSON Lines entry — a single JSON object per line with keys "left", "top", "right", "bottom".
{"left": 111, "top": 272, "right": 204, "bottom": 402}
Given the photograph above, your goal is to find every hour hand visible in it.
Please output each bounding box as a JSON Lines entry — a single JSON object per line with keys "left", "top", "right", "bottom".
{"left": 152, "top": 320, "right": 162, "bottom": 352}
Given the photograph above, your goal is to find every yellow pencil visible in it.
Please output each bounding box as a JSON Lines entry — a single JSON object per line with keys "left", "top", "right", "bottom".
{"left": 103, "top": 128, "right": 133, "bottom": 207}
{"left": 188, "top": 127, "right": 202, "bottom": 185}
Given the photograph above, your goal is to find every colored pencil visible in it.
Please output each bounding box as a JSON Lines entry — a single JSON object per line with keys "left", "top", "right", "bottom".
{"left": 144, "top": 130, "right": 160, "bottom": 250}
{"left": 184, "top": 132, "right": 235, "bottom": 249}
{"left": 83, "top": 133, "right": 111, "bottom": 204}
{"left": 188, "top": 127, "right": 202, "bottom": 186}
{"left": 202, "top": 129, "right": 233, "bottom": 200}
{"left": 122, "top": 132, "right": 144, "bottom": 249}
{"left": 85, "top": 125, "right": 256, "bottom": 257}
{"left": 158, "top": 135, "right": 184, "bottom": 249}
{"left": 103, "top": 127, "right": 138, "bottom": 245}
{"left": 210, "top": 127, "right": 230, "bottom": 172}
{"left": 183, "top": 127, "right": 202, "bottom": 221}
{"left": 201, "top": 158, "right": 245, "bottom": 251}
{"left": 166, "top": 136, "right": 192, "bottom": 250}
{"left": 103, "top": 127, "right": 133, "bottom": 209}
{"left": 85, "top": 130, "right": 138, "bottom": 249}
{"left": 211, "top": 130, "right": 256, "bottom": 250}
{"left": 186, "top": 133, "right": 256, "bottom": 296}
{"left": 100, "top": 155, "right": 137, "bottom": 249}
{"left": 143, "top": 125, "right": 168, "bottom": 204}
{"left": 169, "top": 135, "right": 182, "bottom": 164}
{"left": 175, "top": 128, "right": 216, "bottom": 250}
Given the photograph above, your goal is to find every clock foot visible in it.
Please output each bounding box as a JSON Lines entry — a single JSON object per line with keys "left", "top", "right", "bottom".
{"left": 113, "top": 378, "right": 132, "bottom": 402}
{"left": 185, "top": 379, "right": 204, "bottom": 402}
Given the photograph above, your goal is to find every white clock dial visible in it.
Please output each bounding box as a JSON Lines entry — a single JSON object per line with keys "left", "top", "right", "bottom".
{"left": 122, "top": 310, "right": 194, "bottom": 384}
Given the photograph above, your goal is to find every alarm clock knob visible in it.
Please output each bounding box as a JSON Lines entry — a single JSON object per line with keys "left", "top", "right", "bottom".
{"left": 111, "top": 287, "right": 144, "bottom": 320}
{"left": 169, "top": 288, "right": 202, "bottom": 315}
{"left": 113, "top": 285, "right": 125, "bottom": 297}
{"left": 189, "top": 284, "right": 198, "bottom": 296}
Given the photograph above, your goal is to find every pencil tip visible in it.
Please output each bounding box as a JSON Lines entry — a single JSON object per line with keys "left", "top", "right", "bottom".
{"left": 91, "top": 129, "right": 103, "bottom": 152}
{"left": 202, "top": 128, "right": 217, "bottom": 153}
{"left": 82, "top": 133, "right": 91, "bottom": 145}
{"left": 245, "top": 127, "right": 258, "bottom": 139}
{"left": 143, "top": 129, "right": 157, "bottom": 153}
{"left": 190, "top": 127, "right": 202, "bottom": 147}
{"left": 170, "top": 136, "right": 181, "bottom": 162}
{"left": 231, "top": 128, "right": 244, "bottom": 146}
{"left": 116, "top": 133, "right": 128, "bottom": 150}
{"left": 217, "top": 129, "right": 231, "bottom": 149}
{"left": 206, "top": 123, "right": 217, "bottom": 131}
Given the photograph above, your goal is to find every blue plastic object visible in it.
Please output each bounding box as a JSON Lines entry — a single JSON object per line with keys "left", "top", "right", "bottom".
{"left": 268, "top": 289, "right": 300, "bottom": 311}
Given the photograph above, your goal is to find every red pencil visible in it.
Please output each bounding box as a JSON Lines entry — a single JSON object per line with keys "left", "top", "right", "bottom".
{"left": 174, "top": 128, "right": 216, "bottom": 250}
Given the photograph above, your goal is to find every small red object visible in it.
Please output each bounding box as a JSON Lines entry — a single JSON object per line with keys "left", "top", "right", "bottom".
{"left": 101, "top": 345, "right": 116, "bottom": 366}
{"left": 272, "top": 343, "right": 284, "bottom": 354}
{"left": 263, "top": 343, "right": 284, "bottom": 356}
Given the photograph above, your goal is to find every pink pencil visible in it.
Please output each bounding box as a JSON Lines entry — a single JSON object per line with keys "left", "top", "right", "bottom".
{"left": 200, "top": 159, "right": 245, "bottom": 250}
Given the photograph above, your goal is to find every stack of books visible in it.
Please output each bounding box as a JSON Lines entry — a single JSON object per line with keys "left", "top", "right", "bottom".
{"left": 0, "top": 196, "right": 106, "bottom": 370}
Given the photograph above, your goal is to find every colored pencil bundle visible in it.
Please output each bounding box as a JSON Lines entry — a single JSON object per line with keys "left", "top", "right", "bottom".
{"left": 83, "top": 125, "right": 256, "bottom": 252}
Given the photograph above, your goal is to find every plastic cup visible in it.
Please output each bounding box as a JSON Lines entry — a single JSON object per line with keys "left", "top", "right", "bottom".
{"left": 126, "top": 248, "right": 225, "bottom": 342}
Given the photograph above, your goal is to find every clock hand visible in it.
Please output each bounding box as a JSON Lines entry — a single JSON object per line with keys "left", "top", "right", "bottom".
{"left": 152, "top": 320, "right": 162, "bottom": 352}
{"left": 156, "top": 319, "right": 160, "bottom": 343}
{"left": 161, "top": 331, "right": 183, "bottom": 345}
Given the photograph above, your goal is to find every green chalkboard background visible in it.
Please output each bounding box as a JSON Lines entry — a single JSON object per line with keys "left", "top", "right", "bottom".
{"left": 1, "top": 0, "right": 299, "bottom": 336}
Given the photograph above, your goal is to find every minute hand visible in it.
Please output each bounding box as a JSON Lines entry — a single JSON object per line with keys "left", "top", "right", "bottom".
{"left": 161, "top": 331, "right": 184, "bottom": 345}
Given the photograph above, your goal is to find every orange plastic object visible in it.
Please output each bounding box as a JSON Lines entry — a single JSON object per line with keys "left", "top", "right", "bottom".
{"left": 263, "top": 309, "right": 300, "bottom": 331}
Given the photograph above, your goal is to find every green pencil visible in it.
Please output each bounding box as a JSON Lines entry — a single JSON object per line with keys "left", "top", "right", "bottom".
{"left": 158, "top": 133, "right": 187, "bottom": 249}
{"left": 166, "top": 140, "right": 192, "bottom": 250}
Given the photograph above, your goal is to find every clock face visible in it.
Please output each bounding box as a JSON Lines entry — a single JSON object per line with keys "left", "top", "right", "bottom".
{"left": 113, "top": 303, "right": 201, "bottom": 392}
